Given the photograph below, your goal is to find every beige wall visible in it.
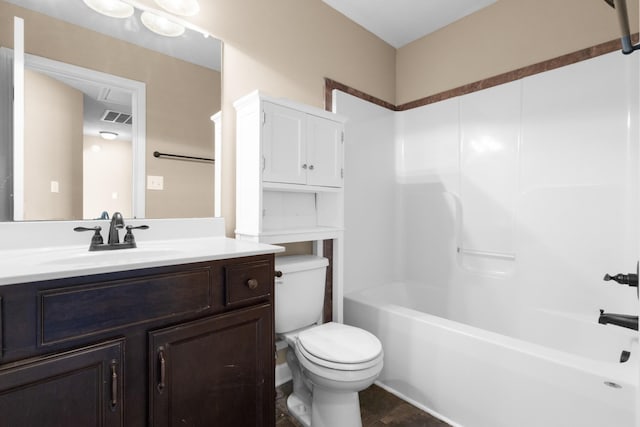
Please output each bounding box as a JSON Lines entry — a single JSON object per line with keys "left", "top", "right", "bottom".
{"left": 396, "top": 0, "right": 640, "bottom": 104}
{"left": 24, "top": 69, "right": 83, "bottom": 220}
{"left": 0, "top": 1, "right": 221, "bottom": 219}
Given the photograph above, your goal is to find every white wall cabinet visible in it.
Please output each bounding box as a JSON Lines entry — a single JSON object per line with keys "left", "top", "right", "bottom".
{"left": 263, "top": 101, "right": 344, "bottom": 188}
{"left": 234, "top": 90, "right": 346, "bottom": 244}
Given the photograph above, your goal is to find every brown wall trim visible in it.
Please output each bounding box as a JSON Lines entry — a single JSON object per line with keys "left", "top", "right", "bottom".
{"left": 325, "top": 35, "right": 638, "bottom": 112}
{"left": 324, "top": 78, "right": 396, "bottom": 112}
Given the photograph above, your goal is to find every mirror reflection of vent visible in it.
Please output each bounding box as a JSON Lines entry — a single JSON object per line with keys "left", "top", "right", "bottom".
{"left": 101, "top": 110, "right": 132, "bottom": 125}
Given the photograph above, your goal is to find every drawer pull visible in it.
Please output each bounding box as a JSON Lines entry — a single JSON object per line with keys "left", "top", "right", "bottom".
{"left": 247, "top": 279, "right": 259, "bottom": 290}
{"left": 157, "top": 348, "right": 166, "bottom": 393}
{"left": 110, "top": 360, "right": 118, "bottom": 411}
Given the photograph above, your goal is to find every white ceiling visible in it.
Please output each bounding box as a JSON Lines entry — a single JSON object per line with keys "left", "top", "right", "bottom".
{"left": 322, "top": 0, "right": 497, "bottom": 48}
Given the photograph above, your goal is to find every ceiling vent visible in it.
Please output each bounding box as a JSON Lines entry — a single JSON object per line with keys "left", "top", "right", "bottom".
{"left": 101, "top": 110, "right": 132, "bottom": 125}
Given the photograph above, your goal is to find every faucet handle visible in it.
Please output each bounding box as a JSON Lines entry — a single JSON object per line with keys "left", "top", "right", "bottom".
{"left": 74, "top": 226, "right": 104, "bottom": 246}
{"left": 123, "top": 225, "right": 149, "bottom": 244}
{"left": 603, "top": 273, "right": 638, "bottom": 287}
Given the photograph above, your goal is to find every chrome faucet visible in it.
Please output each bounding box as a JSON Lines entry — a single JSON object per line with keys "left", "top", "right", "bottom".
{"left": 108, "top": 212, "right": 125, "bottom": 245}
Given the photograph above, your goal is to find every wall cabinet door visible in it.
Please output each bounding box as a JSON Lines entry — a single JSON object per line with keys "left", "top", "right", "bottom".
{"left": 149, "top": 303, "right": 274, "bottom": 427}
{"left": 263, "top": 102, "right": 306, "bottom": 185}
{"left": 307, "top": 114, "right": 343, "bottom": 187}
{"left": 262, "top": 102, "right": 343, "bottom": 187}
{"left": 0, "top": 339, "right": 124, "bottom": 427}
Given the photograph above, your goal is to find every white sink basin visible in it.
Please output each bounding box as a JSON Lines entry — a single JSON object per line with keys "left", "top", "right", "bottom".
{"left": 44, "top": 246, "right": 185, "bottom": 267}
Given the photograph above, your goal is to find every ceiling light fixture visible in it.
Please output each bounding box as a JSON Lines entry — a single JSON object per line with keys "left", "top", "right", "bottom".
{"left": 99, "top": 131, "right": 119, "bottom": 140}
{"left": 140, "top": 11, "right": 186, "bottom": 37}
{"left": 154, "top": 0, "right": 200, "bottom": 16}
{"left": 82, "top": 0, "right": 134, "bottom": 18}
{"left": 84, "top": 0, "right": 212, "bottom": 38}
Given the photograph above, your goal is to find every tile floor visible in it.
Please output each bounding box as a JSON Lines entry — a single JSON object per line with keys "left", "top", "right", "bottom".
{"left": 276, "top": 382, "right": 451, "bottom": 427}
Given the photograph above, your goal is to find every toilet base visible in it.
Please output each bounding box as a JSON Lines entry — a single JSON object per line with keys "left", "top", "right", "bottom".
{"left": 311, "top": 387, "right": 362, "bottom": 427}
{"left": 287, "top": 388, "right": 363, "bottom": 427}
{"left": 287, "top": 394, "right": 311, "bottom": 427}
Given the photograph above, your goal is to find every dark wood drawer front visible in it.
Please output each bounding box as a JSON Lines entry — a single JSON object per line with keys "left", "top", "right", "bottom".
{"left": 39, "top": 267, "right": 212, "bottom": 346}
{"left": 225, "top": 260, "right": 272, "bottom": 306}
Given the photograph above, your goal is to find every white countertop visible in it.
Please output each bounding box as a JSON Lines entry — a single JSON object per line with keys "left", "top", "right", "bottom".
{"left": 0, "top": 218, "right": 284, "bottom": 286}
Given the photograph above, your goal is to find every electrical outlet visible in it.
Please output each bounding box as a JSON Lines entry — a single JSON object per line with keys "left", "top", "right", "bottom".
{"left": 50, "top": 181, "right": 59, "bottom": 193}
{"left": 147, "top": 175, "right": 164, "bottom": 190}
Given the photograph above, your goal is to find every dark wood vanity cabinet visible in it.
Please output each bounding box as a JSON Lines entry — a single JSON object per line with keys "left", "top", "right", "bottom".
{"left": 0, "top": 254, "right": 276, "bottom": 427}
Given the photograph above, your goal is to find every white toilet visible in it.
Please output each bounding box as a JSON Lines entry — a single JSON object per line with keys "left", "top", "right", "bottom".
{"left": 275, "top": 255, "right": 384, "bottom": 427}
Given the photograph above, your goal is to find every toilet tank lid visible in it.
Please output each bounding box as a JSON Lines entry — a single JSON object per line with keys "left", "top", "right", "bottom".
{"left": 275, "top": 255, "right": 329, "bottom": 273}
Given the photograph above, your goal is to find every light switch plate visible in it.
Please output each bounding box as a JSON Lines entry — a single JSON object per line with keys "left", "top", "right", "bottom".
{"left": 147, "top": 175, "right": 164, "bottom": 190}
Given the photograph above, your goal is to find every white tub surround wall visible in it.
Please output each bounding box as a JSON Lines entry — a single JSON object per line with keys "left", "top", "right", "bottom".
{"left": 336, "top": 50, "right": 639, "bottom": 427}
{"left": 0, "top": 217, "right": 283, "bottom": 285}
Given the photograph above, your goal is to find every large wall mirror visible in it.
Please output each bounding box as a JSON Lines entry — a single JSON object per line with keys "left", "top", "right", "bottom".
{"left": 0, "top": 0, "right": 222, "bottom": 221}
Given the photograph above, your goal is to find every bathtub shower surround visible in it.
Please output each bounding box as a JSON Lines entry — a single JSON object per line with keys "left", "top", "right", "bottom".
{"left": 337, "top": 50, "right": 640, "bottom": 427}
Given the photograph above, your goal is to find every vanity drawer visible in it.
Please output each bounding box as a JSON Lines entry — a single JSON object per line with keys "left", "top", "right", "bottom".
{"left": 38, "top": 266, "right": 213, "bottom": 346}
{"left": 224, "top": 260, "right": 272, "bottom": 306}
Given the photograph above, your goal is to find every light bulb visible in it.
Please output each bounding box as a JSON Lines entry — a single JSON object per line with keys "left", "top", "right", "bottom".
{"left": 82, "top": 0, "right": 134, "bottom": 18}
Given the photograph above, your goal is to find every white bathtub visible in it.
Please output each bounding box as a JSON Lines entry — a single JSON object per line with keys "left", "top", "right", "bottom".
{"left": 344, "top": 281, "right": 638, "bottom": 427}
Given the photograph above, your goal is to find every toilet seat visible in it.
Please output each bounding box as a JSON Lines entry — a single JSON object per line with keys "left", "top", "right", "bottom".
{"left": 296, "top": 322, "right": 383, "bottom": 371}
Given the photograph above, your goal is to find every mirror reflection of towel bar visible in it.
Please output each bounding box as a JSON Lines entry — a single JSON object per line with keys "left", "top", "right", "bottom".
{"left": 457, "top": 247, "right": 516, "bottom": 261}
{"left": 153, "top": 151, "right": 214, "bottom": 163}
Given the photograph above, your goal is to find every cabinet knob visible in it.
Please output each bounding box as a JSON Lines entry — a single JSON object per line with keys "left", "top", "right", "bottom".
{"left": 308, "top": 165, "right": 314, "bottom": 170}
{"left": 247, "top": 279, "right": 259, "bottom": 290}
{"left": 302, "top": 164, "right": 308, "bottom": 170}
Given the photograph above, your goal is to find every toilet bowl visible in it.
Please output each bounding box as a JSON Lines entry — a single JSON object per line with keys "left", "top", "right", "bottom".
{"left": 275, "top": 256, "right": 384, "bottom": 427}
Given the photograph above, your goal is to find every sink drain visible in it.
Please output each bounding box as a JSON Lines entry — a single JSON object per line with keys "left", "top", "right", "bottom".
{"left": 604, "top": 381, "right": 622, "bottom": 389}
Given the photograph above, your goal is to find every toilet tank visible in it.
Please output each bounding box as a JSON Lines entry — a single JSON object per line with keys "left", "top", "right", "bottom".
{"left": 274, "top": 255, "right": 329, "bottom": 334}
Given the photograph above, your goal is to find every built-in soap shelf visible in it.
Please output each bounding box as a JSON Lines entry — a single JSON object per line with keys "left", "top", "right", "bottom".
{"left": 456, "top": 246, "right": 516, "bottom": 276}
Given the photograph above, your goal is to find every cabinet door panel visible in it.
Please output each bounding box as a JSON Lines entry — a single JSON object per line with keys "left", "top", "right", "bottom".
{"left": 307, "top": 115, "right": 343, "bottom": 187}
{"left": 0, "top": 339, "right": 124, "bottom": 427}
{"left": 263, "top": 103, "right": 306, "bottom": 184}
{"left": 149, "top": 304, "right": 274, "bottom": 427}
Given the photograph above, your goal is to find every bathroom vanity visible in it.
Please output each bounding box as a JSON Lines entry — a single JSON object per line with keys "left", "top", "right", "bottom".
{"left": 0, "top": 218, "right": 282, "bottom": 427}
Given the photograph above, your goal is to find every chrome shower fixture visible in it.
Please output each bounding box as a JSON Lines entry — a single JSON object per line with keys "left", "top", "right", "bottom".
{"left": 604, "top": 0, "right": 639, "bottom": 54}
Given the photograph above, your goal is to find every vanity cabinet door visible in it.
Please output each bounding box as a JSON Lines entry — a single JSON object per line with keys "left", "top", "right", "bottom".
{"left": 0, "top": 339, "right": 124, "bottom": 427}
{"left": 263, "top": 102, "right": 307, "bottom": 185}
{"left": 149, "top": 303, "right": 274, "bottom": 427}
